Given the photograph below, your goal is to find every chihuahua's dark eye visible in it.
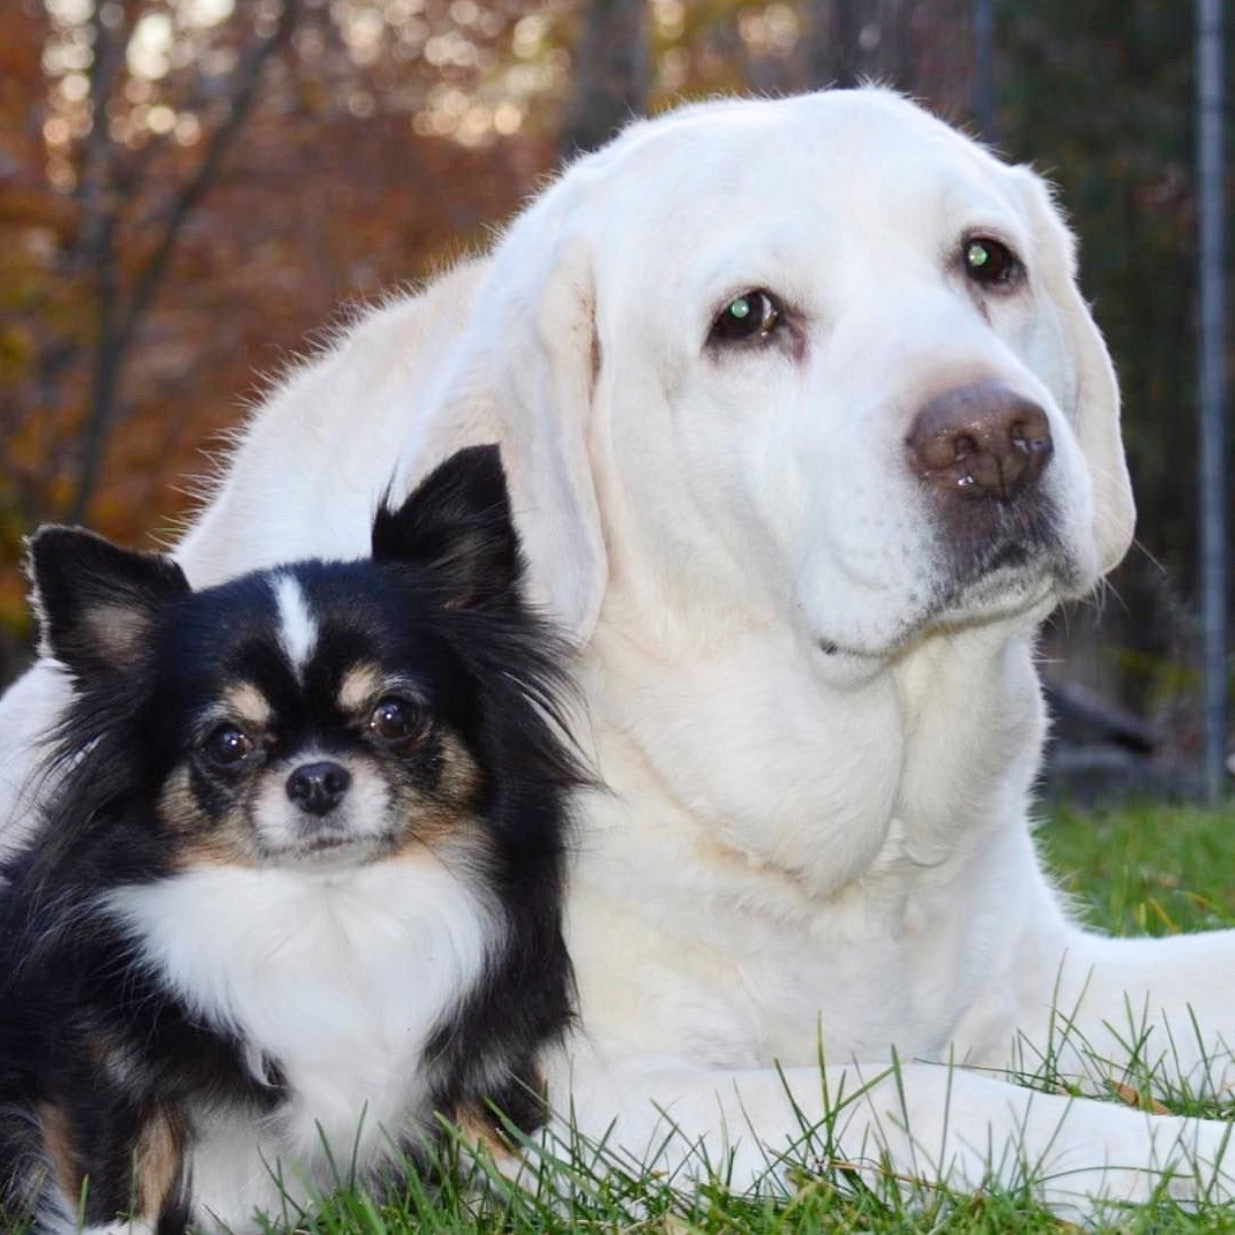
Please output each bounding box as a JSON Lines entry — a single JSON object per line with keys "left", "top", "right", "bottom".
{"left": 367, "top": 697, "right": 428, "bottom": 749}
{"left": 203, "top": 724, "right": 255, "bottom": 768}
{"left": 710, "top": 290, "right": 782, "bottom": 344}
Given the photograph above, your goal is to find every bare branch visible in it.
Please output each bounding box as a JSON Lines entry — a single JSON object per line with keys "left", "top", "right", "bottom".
{"left": 117, "top": 0, "right": 301, "bottom": 355}
{"left": 66, "top": 2, "right": 126, "bottom": 523}
{"left": 73, "top": 0, "right": 124, "bottom": 273}
{"left": 69, "top": 0, "right": 302, "bottom": 523}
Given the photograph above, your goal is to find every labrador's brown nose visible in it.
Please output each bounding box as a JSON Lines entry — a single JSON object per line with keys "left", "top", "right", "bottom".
{"left": 906, "top": 381, "right": 1053, "bottom": 501}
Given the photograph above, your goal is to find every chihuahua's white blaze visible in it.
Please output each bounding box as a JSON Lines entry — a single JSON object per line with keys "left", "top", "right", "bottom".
{"left": 272, "top": 575, "right": 318, "bottom": 676}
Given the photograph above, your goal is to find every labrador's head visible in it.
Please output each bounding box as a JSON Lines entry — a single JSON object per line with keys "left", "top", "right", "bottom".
{"left": 427, "top": 89, "right": 1134, "bottom": 662}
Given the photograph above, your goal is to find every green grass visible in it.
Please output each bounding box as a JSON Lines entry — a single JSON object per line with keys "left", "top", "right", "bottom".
{"left": 51, "top": 802, "right": 1235, "bottom": 1233}
{"left": 267, "top": 801, "right": 1235, "bottom": 1235}
{"left": 1045, "top": 802, "right": 1235, "bottom": 937}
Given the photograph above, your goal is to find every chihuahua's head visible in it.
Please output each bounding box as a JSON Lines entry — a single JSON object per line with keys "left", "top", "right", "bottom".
{"left": 27, "top": 446, "right": 548, "bottom": 872}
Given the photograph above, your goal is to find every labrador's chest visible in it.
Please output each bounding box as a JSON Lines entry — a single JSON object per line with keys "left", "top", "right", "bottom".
{"left": 568, "top": 791, "right": 954, "bottom": 1062}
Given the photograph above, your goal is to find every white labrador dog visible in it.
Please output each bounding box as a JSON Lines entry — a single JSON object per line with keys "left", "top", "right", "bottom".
{"left": 3, "top": 88, "right": 1234, "bottom": 1219}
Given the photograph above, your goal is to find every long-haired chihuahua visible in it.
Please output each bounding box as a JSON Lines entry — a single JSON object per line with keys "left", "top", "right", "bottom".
{"left": 0, "top": 445, "right": 580, "bottom": 1234}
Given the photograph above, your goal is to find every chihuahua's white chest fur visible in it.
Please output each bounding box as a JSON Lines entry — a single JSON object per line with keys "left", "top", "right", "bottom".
{"left": 105, "top": 856, "right": 497, "bottom": 1231}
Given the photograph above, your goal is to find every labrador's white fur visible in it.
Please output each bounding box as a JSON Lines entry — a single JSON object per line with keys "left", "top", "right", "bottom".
{"left": 5, "top": 89, "right": 1235, "bottom": 1220}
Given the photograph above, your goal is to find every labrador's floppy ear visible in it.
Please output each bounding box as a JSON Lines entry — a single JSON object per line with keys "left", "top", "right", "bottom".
{"left": 398, "top": 229, "right": 607, "bottom": 642}
{"left": 1012, "top": 166, "right": 1136, "bottom": 574}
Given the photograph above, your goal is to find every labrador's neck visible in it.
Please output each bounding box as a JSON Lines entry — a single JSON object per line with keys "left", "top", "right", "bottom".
{"left": 581, "top": 598, "right": 1048, "bottom": 902}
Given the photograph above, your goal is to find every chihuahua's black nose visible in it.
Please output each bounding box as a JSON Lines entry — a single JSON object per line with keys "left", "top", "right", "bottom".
{"left": 286, "top": 761, "right": 351, "bottom": 816}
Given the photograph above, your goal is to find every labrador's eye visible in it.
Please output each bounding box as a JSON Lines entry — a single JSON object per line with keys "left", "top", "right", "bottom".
{"left": 710, "top": 290, "right": 782, "bottom": 343}
{"left": 962, "top": 237, "right": 1024, "bottom": 289}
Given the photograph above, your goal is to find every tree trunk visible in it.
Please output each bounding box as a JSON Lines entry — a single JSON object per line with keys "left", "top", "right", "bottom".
{"left": 804, "top": 0, "right": 861, "bottom": 89}
{"left": 561, "top": 0, "right": 650, "bottom": 158}
{"left": 68, "top": 0, "right": 301, "bottom": 525}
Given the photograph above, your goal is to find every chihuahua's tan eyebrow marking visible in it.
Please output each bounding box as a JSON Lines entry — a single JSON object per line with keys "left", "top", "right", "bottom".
{"left": 337, "top": 663, "right": 384, "bottom": 712}
{"left": 272, "top": 575, "right": 317, "bottom": 676}
{"left": 221, "top": 683, "right": 272, "bottom": 729}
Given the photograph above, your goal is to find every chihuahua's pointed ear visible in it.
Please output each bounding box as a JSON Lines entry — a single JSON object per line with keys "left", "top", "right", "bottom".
{"left": 371, "top": 445, "right": 520, "bottom": 608}
{"left": 26, "top": 526, "right": 190, "bottom": 678}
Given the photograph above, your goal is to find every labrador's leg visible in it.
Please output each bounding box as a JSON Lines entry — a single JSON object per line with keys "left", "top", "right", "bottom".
{"left": 1006, "top": 925, "right": 1235, "bottom": 1099}
{"left": 540, "top": 1051, "right": 1234, "bottom": 1223}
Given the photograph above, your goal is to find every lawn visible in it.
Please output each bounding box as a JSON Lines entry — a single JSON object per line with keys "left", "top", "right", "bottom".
{"left": 274, "top": 802, "right": 1235, "bottom": 1235}
{"left": 1046, "top": 802, "right": 1235, "bottom": 939}
{"left": 37, "top": 803, "right": 1235, "bottom": 1234}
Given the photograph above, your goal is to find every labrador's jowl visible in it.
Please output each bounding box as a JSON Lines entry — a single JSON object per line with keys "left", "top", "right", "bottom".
{"left": 3, "top": 89, "right": 1234, "bottom": 1219}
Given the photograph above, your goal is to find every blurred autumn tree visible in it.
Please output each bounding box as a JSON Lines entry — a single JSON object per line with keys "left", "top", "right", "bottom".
{"left": 0, "top": 0, "right": 570, "bottom": 676}
{"left": 0, "top": 0, "right": 1228, "bottom": 725}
